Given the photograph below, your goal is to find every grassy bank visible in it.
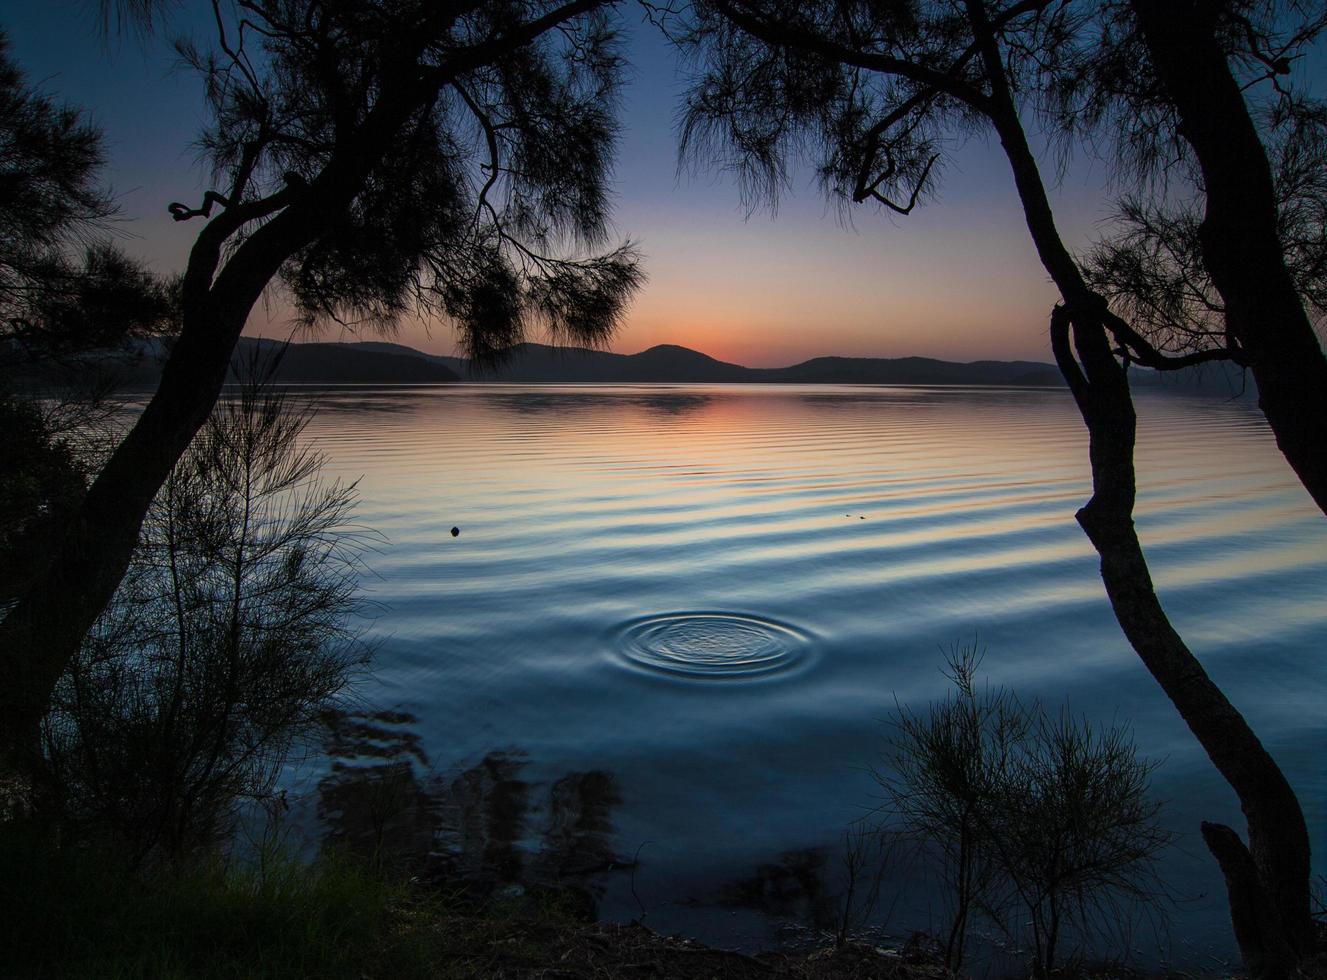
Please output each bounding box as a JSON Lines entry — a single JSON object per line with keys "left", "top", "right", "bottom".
{"left": 0, "top": 831, "right": 950, "bottom": 980}
{"left": 1, "top": 833, "right": 410, "bottom": 979}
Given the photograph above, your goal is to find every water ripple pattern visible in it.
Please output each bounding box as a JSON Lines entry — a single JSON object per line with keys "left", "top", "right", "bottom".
{"left": 296, "top": 383, "right": 1327, "bottom": 959}
{"left": 615, "top": 612, "right": 814, "bottom": 680}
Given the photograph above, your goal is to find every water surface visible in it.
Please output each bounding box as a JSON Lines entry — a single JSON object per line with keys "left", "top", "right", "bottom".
{"left": 295, "top": 384, "right": 1326, "bottom": 964}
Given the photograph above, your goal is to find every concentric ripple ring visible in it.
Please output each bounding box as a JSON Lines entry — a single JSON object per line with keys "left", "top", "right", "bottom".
{"left": 614, "top": 612, "right": 814, "bottom": 680}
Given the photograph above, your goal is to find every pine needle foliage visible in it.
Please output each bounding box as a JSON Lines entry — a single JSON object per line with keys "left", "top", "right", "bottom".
{"left": 42, "top": 379, "right": 372, "bottom": 861}
{"left": 878, "top": 644, "right": 1172, "bottom": 977}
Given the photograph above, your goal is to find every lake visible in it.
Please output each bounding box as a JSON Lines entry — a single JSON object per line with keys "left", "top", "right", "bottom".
{"left": 288, "top": 383, "right": 1326, "bottom": 966}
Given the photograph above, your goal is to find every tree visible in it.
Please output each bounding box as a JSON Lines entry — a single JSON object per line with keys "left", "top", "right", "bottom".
{"left": 0, "top": 34, "right": 176, "bottom": 605}
{"left": 880, "top": 645, "right": 1170, "bottom": 977}
{"left": 1085, "top": 102, "right": 1327, "bottom": 375}
{"left": 0, "top": 0, "right": 642, "bottom": 770}
{"left": 42, "top": 380, "right": 369, "bottom": 862}
{"left": 0, "top": 30, "right": 112, "bottom": 347}
{"left": 669, "top": 1, "right": 1315, "bottom": 971}
{"left": 1122, "top": 1, "right": 1327, "bottom": 517}
{"left": 1080, "top": 7, "right": 1327, "bottom": 967}
{"left": 0, "top": 31, "right": 174, "bottom": 362}
{"left": 879, "top": 646, "right": 1025, "bottom": 971}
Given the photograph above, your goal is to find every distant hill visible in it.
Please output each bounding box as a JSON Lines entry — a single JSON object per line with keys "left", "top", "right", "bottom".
{"left": 228, "top": 341, "right": 460, "bottom": 384}
{"left": 66, "top": 336, "right": 1254, "bottom": 397}
{"left": 97, "top": 337, "right": 459, "bottom": 387}
{"left": 757, "top": 354, "right": 1065, "bottom": 387}
{"left": 341, "top": 339, "right": 1254, "bottom": 395}
{"left": 341, "top": 340, "right": 1066, "bottom": 386}
{"left": 341, "top": 340, "right": 756, "bottom": 382}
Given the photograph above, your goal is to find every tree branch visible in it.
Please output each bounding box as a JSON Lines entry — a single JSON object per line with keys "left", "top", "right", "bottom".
{"left": 453, "top": 80, "right": 503, "bottom": 229}
{"left": 712, "top": 0, "right": 993, "bottom": 113}
{"left": 1101, "top": 306, "right": 1247, "bottom": 370}
{"left": 422, "top": 0, "right": 607, "bottom": 89}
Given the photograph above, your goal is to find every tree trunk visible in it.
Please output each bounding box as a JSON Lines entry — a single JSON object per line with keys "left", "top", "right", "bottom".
{"left": 1, "top": 312, "right": 249, "bottom": 763}
{"left": 1202, "top": 821, "right": 1297, "bottom": 980}
{"left": 1052, "top": 303, "right": 1311, "bottom": 966}
{"left": 1129, "top": 0, "right": 1327, "bottom": 519}
{"left": 0, "top": 196, "right": 316, "bottom": 772}
{"left": 0, "top": 1, "right": 624, "bottom": 764}
{"left": 0, "top": 52, "right": 437, "bottom": 769}
{"left": 963, "top": 3, "right": 1312, "bottom": 967}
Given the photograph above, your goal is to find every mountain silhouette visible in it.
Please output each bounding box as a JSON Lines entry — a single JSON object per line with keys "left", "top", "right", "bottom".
{"left": 231, "top": 341, "right": 461, "bottom": 383}
{"left": 341, "top": 341, "right": 1067, "bottom": 386}
{"left": 91, "top": 338, "right": 460, "bottom": 387}
{"left": 86, "top": 337, "right": 1252, "bottom": 396}
{"left": 316, "top": 340, "right": 1256, "bottom": 394}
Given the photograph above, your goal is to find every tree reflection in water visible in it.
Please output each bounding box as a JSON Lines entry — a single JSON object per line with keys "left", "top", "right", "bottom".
{"left": 316, "top": 709, "right": 627, "bottom": 917}
{"left": 719, "top": 848, "right": 839, "bottom": 932}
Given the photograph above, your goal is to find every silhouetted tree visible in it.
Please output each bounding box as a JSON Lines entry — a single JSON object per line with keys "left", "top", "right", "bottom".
{"left": 1086, "top": 102, "right": 1327, "bottom": 372}
{"left": 1122, "top": 2, "right": 1327, "bottom": 519}
{"left": 1064, "top": 1, "right": 1327, "bottom": 518}
{"left": 880, "top": 646, "right": 1023, "bottom": 971}
{"left": 0, "top": 30, "right": 111, "bottom": 346}
{"left": 669, "top": 1, "right": 1315, "bottom": 971}
{"left": 1070, "top": 7, "right": 1327, "bottom": 963}
{"left": 880, "top": 645, "right": 1170, "bottom": 977}
{"left": 0, "top": 0, "right": 642, "bottom": 774}
{"left": 0, "top": 32, "right": 174, "bottom": 361}
{"left": 0, "top": 34, "right": 175, "bottom": 605}
{"left": 42, "top": 381, "right": 369, "bottom": 861}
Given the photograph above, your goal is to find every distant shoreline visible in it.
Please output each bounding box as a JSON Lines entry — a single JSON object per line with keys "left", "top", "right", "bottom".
{"left": 99, "top": 337, "right": 1256, "bottom": 398}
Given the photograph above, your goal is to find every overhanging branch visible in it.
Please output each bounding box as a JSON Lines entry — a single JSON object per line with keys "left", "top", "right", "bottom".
{"left": 712, "top": 0, "right": 993, "bottom": 113}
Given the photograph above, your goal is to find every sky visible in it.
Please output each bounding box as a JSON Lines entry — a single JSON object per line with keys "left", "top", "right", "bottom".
{"left": 3, "top": 2, "right": 1126, "bottom": 366}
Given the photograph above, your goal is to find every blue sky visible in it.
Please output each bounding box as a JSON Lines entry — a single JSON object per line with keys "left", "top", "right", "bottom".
{"left": 5, "top": 2, "right": 1130, "bottom": 365}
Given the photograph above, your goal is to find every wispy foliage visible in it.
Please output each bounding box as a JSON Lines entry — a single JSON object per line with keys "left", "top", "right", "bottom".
{"left": 43, "top": 379, "right": 372, "bottom": 861}
{"left": 878, "top": 644, "right": 1171, "bottom": 977}
{"left": 1086, "top": 92, "right": 1327, "bottom": 354}
{"left": 0, "top": 34, "right": 174, "bottom": 362}
{"left": 1077, "top": 2, "right": 1327, "bottom": 356}
{"left": 170, "top": 0, "right": 643, "bottom": 362}
{"left": 673, "top": 1, "right": 981, "bottom": 218}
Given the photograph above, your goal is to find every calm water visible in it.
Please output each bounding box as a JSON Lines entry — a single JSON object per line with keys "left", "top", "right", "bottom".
{"left": 291, "top": 384, "right": 1326, "bottom": 964}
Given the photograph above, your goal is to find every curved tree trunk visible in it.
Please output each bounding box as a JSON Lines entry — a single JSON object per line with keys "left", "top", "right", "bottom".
{"left": 1129, "top": 0, "right": 1327, "bottom": 519}
{"left": 962, "top": 2, "right": 1311, "bottom": 967}
{"left": 0, "top": 64, "right": 428, "bottom": 769}
{"left": 0, "top": 0, "right": 611, "bottom": 778}
{"left": 0, "top": 208, "right": 314, "bottom": 771}
{"left": 1202, "top": 821, "right": 1298, "bottom": 980}
{"left": 1049, "top": 302, "right": 1310, "bottom": 964}
{"left": 0, "top": 21, "right": 471, "bottom": 764}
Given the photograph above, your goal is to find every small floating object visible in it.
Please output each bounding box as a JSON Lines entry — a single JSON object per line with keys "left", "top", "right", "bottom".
{"left": 450, "top": 526, "right": 460, "bottom": 537}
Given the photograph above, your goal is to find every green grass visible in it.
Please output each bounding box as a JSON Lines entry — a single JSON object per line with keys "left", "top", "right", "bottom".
{"left": 0, "top": 828, "right": 974, "bottom": 979}
{"left": 0, "top": 830, "right": 442, "bottom": 979}
{"left": 0, "top": 826, "right": 618, "bottom": 980}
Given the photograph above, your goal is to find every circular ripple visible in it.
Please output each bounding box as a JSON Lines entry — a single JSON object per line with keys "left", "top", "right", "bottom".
{"left": 614, "top": 612, "right": 814, "bottom": 680}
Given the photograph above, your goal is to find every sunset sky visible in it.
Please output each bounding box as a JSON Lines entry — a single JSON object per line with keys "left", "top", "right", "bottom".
{"left": 6, "top": 3, "right": 1122, "bottom": 366}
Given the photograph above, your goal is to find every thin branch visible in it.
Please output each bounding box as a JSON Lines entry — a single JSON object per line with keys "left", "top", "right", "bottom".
{"left": 711, "top": 0, "right": 993, "bottom": 113}
{"left": 453, "top": 81, "right": 503, "bottom": 231}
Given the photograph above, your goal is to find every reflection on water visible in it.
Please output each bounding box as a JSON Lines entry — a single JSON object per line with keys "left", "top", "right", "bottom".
{"left": 490, "top": 390, "right": 713, "bottom": 417}
{"left": 539, "top": 769, "right": 622, "bottom": 879}
{"left": 317, "top": 709, "right": 627, "bottom": 914}
{"left": 720, "top": 848, "right": 838, "bottom": 931}
{"left": 296, "top": 384, "right": 1326, "bottom": 962}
